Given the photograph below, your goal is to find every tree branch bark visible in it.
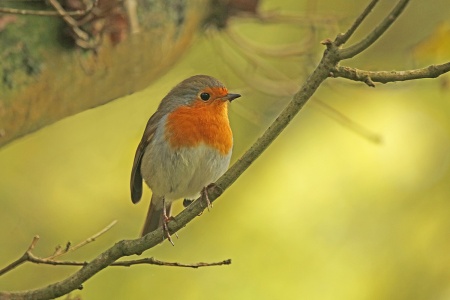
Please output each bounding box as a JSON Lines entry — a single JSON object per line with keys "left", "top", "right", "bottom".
{"left": 339, "top": 0, "right": 409, "bottom": 59}
{"left": 334, "top": 0, "right": 379, "bottom": 46}
{"left": 332, "top": 63, "right": 450, "bottom": 86}
{"left": 0, "top": 221, "right": 229, "bottom": 275}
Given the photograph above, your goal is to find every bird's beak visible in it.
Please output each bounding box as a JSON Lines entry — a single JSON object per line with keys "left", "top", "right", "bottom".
{"left": 224, "top": 93, "right": 241, "bottom": 102}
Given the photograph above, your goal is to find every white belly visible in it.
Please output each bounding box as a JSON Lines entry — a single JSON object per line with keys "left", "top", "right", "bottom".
{"left": 140, "top": 133, "right": 232, "bottom": 203}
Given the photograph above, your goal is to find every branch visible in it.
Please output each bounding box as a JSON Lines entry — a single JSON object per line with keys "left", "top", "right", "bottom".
{"left": 0, "top": 221, "right": 117, "bottom": 276}
{"left": 23, "top": 255, "right": 231, "bottom": 269}
{"left": 332, "top": 63, "right": 450, "bottom": 86}
{"left": 339, "top": 0, "right": 410, "bottom": 59}
{"left": 47, "top": 0, "right": 92, "bottom": 47}
{"left": 111, "top": 257, "right": 231, "bottom": 268}
{"left": 0, "top": 39, "right": 334, "bottom": 300}
{"left": 45, "top": 220, "right": 118, "bottom": 260}
{"left": 0, "top": 0, "right": 96, "bottom": 16}
{"left": 0, "top": 236, "right": 39, "bottom": 276}
{"left": 0, "top": 219, "right": 229, "bottom": 288}
{"left": 1, "top": 0, "right": 449, "bottom": 299}
{"left": 334, "top": 0, "right": 380, "bottom": 46}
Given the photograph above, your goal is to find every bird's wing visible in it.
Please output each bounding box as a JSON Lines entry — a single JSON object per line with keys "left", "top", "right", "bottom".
{"left": 130, "top": 110, "right": 165, "bottom": 204}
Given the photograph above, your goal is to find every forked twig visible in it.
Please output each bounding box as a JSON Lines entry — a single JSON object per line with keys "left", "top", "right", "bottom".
{"left": 339, "top": 0, "right": 409, "bottom": 59}
{"left": 0, "top": 221, "right": 117, "bottom": 276}
{"left": 334, "top": 0, "right": 379, "bottom": 46}
{"left": 0, "top": 236, "right": 40, "bottom": 276}
{"left": 45, "top": 220, "right": 117, "bottom": 260}
{"left": 219, "top": 30, "right": 382, "bottom": 143}
{"left": 0, "top": 219, "right": 230, "bottom": 277}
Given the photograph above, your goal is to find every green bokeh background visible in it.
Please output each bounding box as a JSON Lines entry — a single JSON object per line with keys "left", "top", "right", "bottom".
{"left": 1, "top": 1, "right": 450, "bottom": 299}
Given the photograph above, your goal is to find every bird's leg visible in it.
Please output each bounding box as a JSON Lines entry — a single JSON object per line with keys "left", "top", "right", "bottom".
{"left": 185, "top": 183, "right": 222, "bottom": 214}
{"left": 201, "top": 183, "right": 220, "bottom": 211}
{"left": 162, "top": 197, "right": 175, "bottom": 246}
{"left": 201, "top": 186, "right": 212, "bottom": 211}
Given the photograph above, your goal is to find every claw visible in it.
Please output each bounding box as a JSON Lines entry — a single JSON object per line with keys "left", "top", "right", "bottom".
{"left": 162, "top": 198, "right": 177, "bottom": 246}
{"left": 201, "top": 184, "right": 217, "bottom": 211}
{"left": 162, "top": 219, "right": 174, "bottom": 246}
{"left": 184, "top": 184, "right": 220, "bottom": 216}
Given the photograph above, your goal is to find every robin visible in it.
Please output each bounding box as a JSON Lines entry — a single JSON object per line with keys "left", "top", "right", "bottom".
{"left": 130, "top": 75, "right": 241, "bottom": 244}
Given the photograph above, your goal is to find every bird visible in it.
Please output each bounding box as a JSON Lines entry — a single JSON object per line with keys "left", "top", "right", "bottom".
{"left": 130, "top": 75, "right": 241, "bottom": 244}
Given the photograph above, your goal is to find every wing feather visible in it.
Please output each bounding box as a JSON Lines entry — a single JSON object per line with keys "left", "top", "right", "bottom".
{"left": 130, "top": 110, "right": 164, "bottom": 203}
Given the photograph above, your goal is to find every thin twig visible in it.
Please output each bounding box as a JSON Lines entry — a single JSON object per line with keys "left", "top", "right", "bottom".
{"left": 45, "top": 220, "right": 118, "bottom": 260}
{"left": 339, "top": 0, "right": 410, "bottom": 59}
{"left": 221, "top": 28, "right": 381, "bottom": 143}
{"left": 334, "top": 0, "right": 380, "bottom": 46}
{"left": 24, "top": 255, "right": 231, "bottom": 268}
{"left": 0, "top": 7, "right": 88, "bottom": 17}
{"left": 26, "top": 255, "right": 88, "bottom": 267}
{"left": 0, "top": 0, "right": 96, "bottom": 17}
{"left": 239, "top": 11, "right": 340, "bottom": 26}
{"left": 312, "top": 99, "right": 382, "bottom": 143}
{"left": 0, "top": 221, "right": 227, "bottom": 279}
{"left": 0, "top": 222, "right": 116, "bottom": 277}
{"left": 226, "top": 26, "right": 313, "bottom": 57}
{"left": 332, "top": 63, "right": 450, "bottom": 85}
{"left": 26, "top": 235, "right": 40, "bottom": 252}
{"left": 0, "top": 236, "right": 39, "bottom": 276}
{"left": 218, "top": 31, "right": 300, "bottom": 95}
{"left": 112, "top": 257, "right": 231, "bottom": 268}
{"left": 47, "top": 0, "right": 90, "bottom": 42}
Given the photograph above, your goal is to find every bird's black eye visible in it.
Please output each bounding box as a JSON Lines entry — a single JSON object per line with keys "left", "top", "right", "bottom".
{"left": 200, "top": 92, "right": 210, "bottom": 101}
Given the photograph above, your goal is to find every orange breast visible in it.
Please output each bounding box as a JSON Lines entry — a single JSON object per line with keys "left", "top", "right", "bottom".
{"left": 165, "top": 99, "right": 233, "bottom": 155}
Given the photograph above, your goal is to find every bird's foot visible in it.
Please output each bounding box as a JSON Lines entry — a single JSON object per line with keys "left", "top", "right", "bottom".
{"left": 162, "top": 198, "right": 177, "bottom": 246}
{"left": 202, "top": 183, "right": 222, "bottom": 211}
{"left": 162, "top": 216, "right": 178, "bottom": 246}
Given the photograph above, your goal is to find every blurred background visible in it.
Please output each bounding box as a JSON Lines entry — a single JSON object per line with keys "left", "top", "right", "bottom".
{"left": 1, "top": 0, "right": 450, "bottom": 299}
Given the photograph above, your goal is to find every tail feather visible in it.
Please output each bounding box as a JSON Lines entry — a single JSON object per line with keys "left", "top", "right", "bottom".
{"left": 141, "top": 195, "right": 172, "bottom": 237}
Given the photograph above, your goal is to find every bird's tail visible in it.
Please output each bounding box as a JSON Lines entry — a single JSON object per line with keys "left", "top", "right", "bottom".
{"left": 141, "top": 195, "right": 172, "bottom": 237}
